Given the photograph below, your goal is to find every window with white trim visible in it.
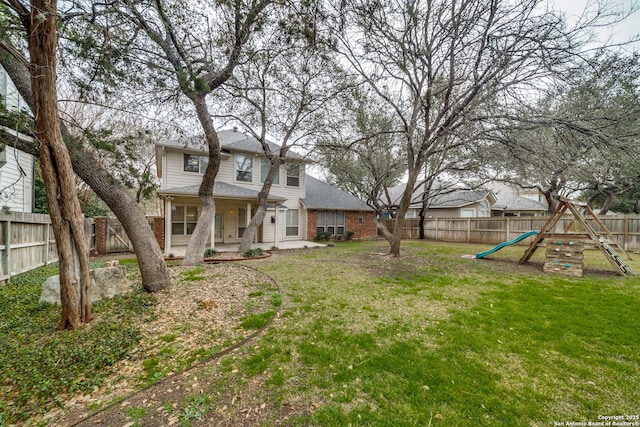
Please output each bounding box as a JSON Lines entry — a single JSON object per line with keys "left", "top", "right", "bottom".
{"left": 172, "top": 205, "right": 199, "bottom": 235}
{"left": 260, "top": 159, "right": 279, "bottom": 184}
{"left": 286, "top": 163, "right": 299, "bottom": 187}
{"left": 286, "top": 209, "right": 299, "bottom": 236}
{"left": 238, "top": 207, "right": 247, "bottom": 238}
{"left": 183, "top": 154, "right": 208, "bottom": 173}
{"left": 235, "top": 154, "right": 253, "bottom": 182}
{"left": 358, "top": 211, "right": 364, "bottom": 225}
{"left": 460, "top": 208, "right": 475, "bottom": 218}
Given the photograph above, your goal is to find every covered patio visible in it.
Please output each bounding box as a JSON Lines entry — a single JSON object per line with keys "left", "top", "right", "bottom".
{"left": 158, "top": 182, "right": 290, "bottom": 256}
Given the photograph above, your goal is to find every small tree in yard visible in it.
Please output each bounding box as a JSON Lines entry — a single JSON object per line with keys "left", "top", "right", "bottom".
{"left": 318, "top": 90, "right": 405, "bottom": 238}
{"left": 217, "top": 12, "right": 350, "bottom": 253}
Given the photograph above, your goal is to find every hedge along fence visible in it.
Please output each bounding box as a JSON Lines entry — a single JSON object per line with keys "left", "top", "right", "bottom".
{"left": 0, "top": 212, "right": 97, "bottom": 283}
{"left": 384, "top": 215, "right": 640, "bottom": 251}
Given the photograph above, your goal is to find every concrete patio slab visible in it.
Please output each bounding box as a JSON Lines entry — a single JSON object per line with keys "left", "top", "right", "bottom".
{"left": 165, "top": 240, "right": 326, "bottom": 257}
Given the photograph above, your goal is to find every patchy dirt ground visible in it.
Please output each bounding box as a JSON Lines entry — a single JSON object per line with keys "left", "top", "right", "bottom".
{"left": 45, "top": 262, "right": 280, "bottom": 427}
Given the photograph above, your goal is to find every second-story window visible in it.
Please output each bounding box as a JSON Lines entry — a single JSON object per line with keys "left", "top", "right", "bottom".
{"left": 286, "top": 163, "right": 300, "bottom": 187}
{"left": 260, "top": 159, "right": 279, "bottom": 184}
{"left": 184, "top": 154, "right": 208, "bottom": 174}
{"left": 235, "top": 154, "right": 253, "bottom": 182}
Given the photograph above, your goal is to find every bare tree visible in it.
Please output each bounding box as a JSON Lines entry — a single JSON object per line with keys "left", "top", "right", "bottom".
{"left": 482, "top": 51, "right": 640, "bottom": 213}
{"left": 89, "top": 0, "right": 273, "bottom": 265}
{"left": 329, "top": 0, "right": 623, "bottom": 256}
{"left": 216, "top": 16, "right": 350, "bottom": 253}
{"left": 318, "top": 89, "right": 405, "bottom": 238}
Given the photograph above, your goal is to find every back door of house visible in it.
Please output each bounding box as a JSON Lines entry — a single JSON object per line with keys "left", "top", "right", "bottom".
{"left": 214, "top": 213, "right": 223, "bottom": 242}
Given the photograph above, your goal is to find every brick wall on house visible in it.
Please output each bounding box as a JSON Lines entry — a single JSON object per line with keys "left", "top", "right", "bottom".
{"left": 346, "top": 211, "right": 377, "bottom": 239}
{"left": 306, "top": 210, "right": 377, "bottom": 241}
{"left": 306, "top": 210, "right": 318, "bottom": 241}
{"left": 153, "top": 217, "right": 165, "bottom": 250}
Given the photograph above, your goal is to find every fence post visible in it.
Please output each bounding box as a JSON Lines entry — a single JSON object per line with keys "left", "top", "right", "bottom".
{"left": 506, "top": 217, "right": 510, "bottom": 242}
{"left": 467, "top": 218, "right": 471, "bottom": 243}
{"left": 43, "top": 222, "right": 49, "bottom": 266}
{"left": 5, "top": 220, "right": 11, "bottom": 282}
{"left": 435, "top": 217, "right": 439, "bottom": 241}
{"left": 624, "top": 215, "right": 629, "bottom": 251}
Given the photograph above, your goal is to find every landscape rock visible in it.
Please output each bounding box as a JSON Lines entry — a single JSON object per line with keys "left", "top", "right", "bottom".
{"left": 39, "top": 266, "right": 130, "bottom": 305}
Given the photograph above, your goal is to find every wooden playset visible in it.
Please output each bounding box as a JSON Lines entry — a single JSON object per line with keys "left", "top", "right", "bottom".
{"left": 519, "top": 197, "right": 635, "bottom": 277}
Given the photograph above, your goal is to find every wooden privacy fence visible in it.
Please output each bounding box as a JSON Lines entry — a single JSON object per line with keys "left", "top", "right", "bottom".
{"left": 384, "top": 215, "right": 640, "bottom": 251}
{"left": 0, "top": 212, "right": 58, "bottom": 282}
{"left": 0, "top": 213, "right": 99, "bottom": 283}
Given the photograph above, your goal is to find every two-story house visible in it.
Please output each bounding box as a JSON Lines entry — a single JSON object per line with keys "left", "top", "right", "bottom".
{"left": 0, "top": 64, "right": 35, "bottom": 213}
{"left": 155, "top": 128, "right": 376, "bottom": 254}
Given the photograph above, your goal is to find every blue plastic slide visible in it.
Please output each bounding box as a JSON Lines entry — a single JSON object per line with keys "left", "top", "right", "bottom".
{"left": 475, "top": 230, "right": 539, "bottom": 259}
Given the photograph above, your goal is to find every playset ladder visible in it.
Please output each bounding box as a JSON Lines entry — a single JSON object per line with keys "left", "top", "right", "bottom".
{"left": 602, "top": 242, "right": 636, "bottom": 276}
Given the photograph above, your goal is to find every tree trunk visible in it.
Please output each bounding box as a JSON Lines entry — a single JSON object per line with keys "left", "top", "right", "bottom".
{"left": 182, "top": 94, "right": 221, "bottom": 265}
{"left": 544, "top": 190, "right": 559, "bottom": 214}
{"left": 70, "top": 153, "right": 171, "bottom": 292}
{"left": 599, "top": 192, "right": 615, "bottom": 215}
{"left": 373, "top": 209, "right": 393, "bottom": 242}
{"left": 389, "top": 168, "right": 420, "bottom": 257}
{"left": 0, "top": 45, "right": 171, "bottom": 293}
{"left": 239, "top": 158, "right": 282, "bottom": 253}
{"left": 418, "top": 207, "right": 426, "bottom": 240}
{"left": 28, "top": 0, "right": 91, "bottom": 329}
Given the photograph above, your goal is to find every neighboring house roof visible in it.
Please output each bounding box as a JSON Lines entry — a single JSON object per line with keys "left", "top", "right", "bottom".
{"left": 301, "top": 175, "right": 372, "bottom": 211}
{"left": 491, "top": 193, "right": 547, "bottom": 212}
{"left": 429, "top": 190, "right": 496, "bottom": 208}
{"left": 156, "top": 129, "right": 306, "bottom": 161}
{"left": 386, "top": 184, "right": 496, "bottom": 209}
{"left": 157, "top": 181, "right": 287, "bottom": 202}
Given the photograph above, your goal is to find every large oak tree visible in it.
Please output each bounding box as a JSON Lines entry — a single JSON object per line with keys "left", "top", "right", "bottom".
{"left": 328, "top": 0, "right": 624, "bottom": 256}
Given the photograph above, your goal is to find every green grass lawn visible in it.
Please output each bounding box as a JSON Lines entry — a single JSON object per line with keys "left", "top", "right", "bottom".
{"left": 1, "top": 240, "right": 639, "bottom": 426}
{"left": 218, "top": 240, "right": 640, "bottom": 426}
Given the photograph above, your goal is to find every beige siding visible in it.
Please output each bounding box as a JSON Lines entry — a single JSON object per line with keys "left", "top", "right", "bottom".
{"left": 423, "top": 202, "right": 485, "bottom": 219}
{"left": 161, "top": 145, "right": 309, "bottom": 245}
{"left": 162, "top": 148, "right": 306, "bottom": 200}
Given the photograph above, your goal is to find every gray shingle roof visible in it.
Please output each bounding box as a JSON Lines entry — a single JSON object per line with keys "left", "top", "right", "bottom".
{"left": 429, "top": 190, "right": 493, "bottom": 208}
{"left": 157, "top": 181, "right": 286, "bottom": 202}
{"left": 386, "top": 184, "right": 494, "bottom": 209}
{"left": 492, "top": 193, "right": 547, "bottom": 212}
{"left": 156, "top": 129, "right": 305, "bottom": 160}
{"left": 301, "top": 176, "right": 372, "bottom": 211}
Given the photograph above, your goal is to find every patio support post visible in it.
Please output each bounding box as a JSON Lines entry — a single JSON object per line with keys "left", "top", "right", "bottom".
{"left": 274, "top": 203, "right": 279, "bottom": 247}
{"left": 246, "top": 202, "right": 252, "bottom": 242}
{"left": 210, "top": 207, "right": 216, "bottom": 250}
{"left": 164, "top": 197, "right": 172, "bottom": 256}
